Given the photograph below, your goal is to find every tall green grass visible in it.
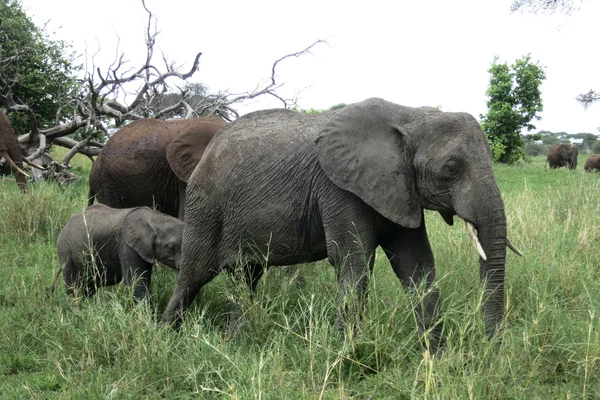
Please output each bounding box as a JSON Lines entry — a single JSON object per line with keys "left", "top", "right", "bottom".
{"left": 1, "top": 156, "right": 599, "bottom": 398}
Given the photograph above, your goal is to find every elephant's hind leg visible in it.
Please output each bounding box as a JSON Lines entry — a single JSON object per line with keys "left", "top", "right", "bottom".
{"left": 226, "top": 262, "right": 264, "bottom": 333}
{"left": 63, "top": 259, "right": 98, "bottom": 299}
{"left": 161, "top": 248, "right": 222, "bottom": 328}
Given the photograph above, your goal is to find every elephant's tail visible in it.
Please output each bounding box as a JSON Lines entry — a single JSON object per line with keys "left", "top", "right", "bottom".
{"left": 87, "top": 185, "right": 96, "bottom": 206}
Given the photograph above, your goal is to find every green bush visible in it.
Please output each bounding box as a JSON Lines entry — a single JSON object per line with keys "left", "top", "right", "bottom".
{"left": 523, "top": 141, "right": 545, "bottom": 156}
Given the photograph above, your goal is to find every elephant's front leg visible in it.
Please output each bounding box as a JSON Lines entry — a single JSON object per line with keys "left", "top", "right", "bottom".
{"left": 15, "top": 167, "right": 28, "bottom": 193}
{"left": 380, "top": 222, "right": 443, "bottom": 349}
{"left": 119, "top": 246, "right": 153, "bottom": 301}
{"left": 326, "top": 228, "right": 378, "bottom": 332}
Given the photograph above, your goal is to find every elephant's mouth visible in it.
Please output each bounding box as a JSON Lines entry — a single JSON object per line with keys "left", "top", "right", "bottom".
{"left": 462, "top": 218, "right": 522, "bottom": 259}
{"left": 439, "top": 211, "right": 454, "bottom": 226}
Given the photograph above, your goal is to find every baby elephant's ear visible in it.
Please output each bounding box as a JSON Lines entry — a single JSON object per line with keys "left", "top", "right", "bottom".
{"left": 166, "top": 118, "right": 227, "bottom": 182}
{"left": 123, "top": 208, "right": 156, "bottom": 264}
{"left": 315, "top": 98, "right": 422, "bottom": 228}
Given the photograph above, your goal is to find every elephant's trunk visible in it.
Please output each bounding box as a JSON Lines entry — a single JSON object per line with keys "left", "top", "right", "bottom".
{"left": 458, "top": 179, "right": 508, "bottom": 337}
{"left": 476, "top": 209, "right": 507, "bottom": 337}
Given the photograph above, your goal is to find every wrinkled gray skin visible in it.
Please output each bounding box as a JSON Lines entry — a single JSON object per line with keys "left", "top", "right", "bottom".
{"left": 584, "top": 154, "right": 600, "bottom": 172}
{"left": 58, "top": 204, "right": 184, "bottom": 300}
{"left": 546, "top": 143, "right": 578, "bottom": 170}
{"left": 162, "top": 98, "right": 508, "bottom": 342}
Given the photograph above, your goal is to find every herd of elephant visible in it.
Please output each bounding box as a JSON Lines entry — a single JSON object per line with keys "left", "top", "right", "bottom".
{"left": 546, "top": 142, "right": 600, "bottom": 172}
{"left": 5, "top": 98, "right": 534, "bottom": 347}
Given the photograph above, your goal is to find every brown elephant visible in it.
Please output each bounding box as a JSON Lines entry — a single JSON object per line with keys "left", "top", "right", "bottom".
{"left": 88, "top": 116, "right": 227, "bottom": 219}
{"left": 0, "top": 110, "right": 43, "bottom": 192}
{"left": 584, "top": 154, "right": 600, "bottom": 172}
{"left": 546, "top": 143, "right": 578, "bottom": 170}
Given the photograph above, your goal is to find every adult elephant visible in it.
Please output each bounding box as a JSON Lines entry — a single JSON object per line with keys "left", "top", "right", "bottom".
{"left": 88, "top": 116, "right": 227, "bottom": 219}
{"left": 584, "top": 155, "right": 600, "bottom": 172}
{"left": 161, "top": 98, "right": 521, "bottom": 342}
{"left": 0, "top": 110, "right": 43, "bottom": 192}
{"left": 546, "top": 143, "right": 578, "bottom": 170}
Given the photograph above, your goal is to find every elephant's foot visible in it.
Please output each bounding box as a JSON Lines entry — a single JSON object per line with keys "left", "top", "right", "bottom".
{"left": 227, "top": 301, "right": 245, "bottom": 335}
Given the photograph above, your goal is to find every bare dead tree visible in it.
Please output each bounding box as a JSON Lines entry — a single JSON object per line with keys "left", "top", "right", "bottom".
{"left": 223, "top": 40, "right": 327, "bottom": 111}
{"left": 576, "top": 90, "right": 600, "bottom": 109}
{"left": 0, "top": 0, "right": 327, "bottom": 182}
{"left": 510, "top": 0, "right": 579, "bottom": 14}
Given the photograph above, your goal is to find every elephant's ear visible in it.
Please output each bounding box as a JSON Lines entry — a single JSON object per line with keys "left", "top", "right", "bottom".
{"left": 315, "top": 98, "right": 422, "bottom": 228}
{"left": 123, "top": 208, "right": 156, "bottom": 264}
{"left": 166, "top": 118, "right": 226, "bottom": 182}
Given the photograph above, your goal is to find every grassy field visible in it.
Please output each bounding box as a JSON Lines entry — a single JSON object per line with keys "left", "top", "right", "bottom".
{"left": 1, "top": 153, "right": 599, "bottom": 399}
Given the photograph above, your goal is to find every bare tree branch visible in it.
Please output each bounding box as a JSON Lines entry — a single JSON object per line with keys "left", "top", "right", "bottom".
{"left": 576, "top": 89, "right": 600, "bottom": 109}
{"left": 24, "top": 133, "right": 46, "bottom": 161}
{"left": 61, "top": 135, "right": 94, "bottom": 166}
{"left": 0, "top": 0, "right": 328, "bottom": 185}
{"left": 510, "top": 0, "right": 579, "bottom": 14}
{"left": 224, "top": 39, "right": 327, "bottom": 108}
{"left": 51, "top": 137, "right": 102, "bottom": 157}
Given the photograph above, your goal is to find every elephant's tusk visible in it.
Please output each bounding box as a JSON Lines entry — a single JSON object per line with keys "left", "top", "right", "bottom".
{"left": 506, "top": 237, "right": 523, "bottom": 257}
{"left": 24, "top": 158, "right": 46, "bottom": 170}
{"left": 4, "top": 154, "right": 30, "bottom": 178}
{"left": 465, "top": 221, "right": 487, "bottom": 261}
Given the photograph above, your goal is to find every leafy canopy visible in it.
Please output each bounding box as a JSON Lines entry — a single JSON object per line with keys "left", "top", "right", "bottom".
{"left": 0, "top": 0, "right": 81, "bottom": 133}
{"left": 481, "top": 54, "right": 546, "bottom": 164}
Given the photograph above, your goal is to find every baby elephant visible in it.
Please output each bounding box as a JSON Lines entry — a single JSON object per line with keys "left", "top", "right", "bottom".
{"left": 57, "top": 204, "right": 184, "bottom": 300}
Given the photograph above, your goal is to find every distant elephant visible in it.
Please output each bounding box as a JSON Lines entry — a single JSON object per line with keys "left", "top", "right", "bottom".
{"left": 0, "top": 109, "right": 43, "bottom": 192}
{"left": 584, "top": 155, "right": 600, "bottom": 172}
{"left": 88, "top": 116, "right": 227, "bottom": 219}
{"left": 57, "top": 204, "right": 184, "bottom": 300}
{"left": 161, "top": 98, "right": 520, "bottom": 343}
{"left": 546, "top": 143, "right": 578, "bottom": 170}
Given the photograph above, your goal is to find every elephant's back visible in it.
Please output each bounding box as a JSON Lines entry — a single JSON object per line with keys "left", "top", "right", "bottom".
{"left": 93, "top": 117, "right": 225, "bottom": 179}
{"left": 585, "top": 155, "right": 600, "bottom": 168}
{"left": 89, "top": 119, "right": 181, "bottom": 212}
{"left": 91, "top": 119, "right": 176, "bottom": 190}
{"left": 196, "top": 109, "right": 336, "bottom": 178}
{"left": 183, "top": 109, "right": 334, "bottom": 265}
{"left": 98, "top": 119, "right": 177, "bottom": 165}
{"left": 58, "top": 204, "right": 127, "bottom": 260}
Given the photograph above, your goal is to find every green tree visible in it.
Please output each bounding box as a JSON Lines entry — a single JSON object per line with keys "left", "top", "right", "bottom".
{"left": 480, "top": 54, "right": 546, "bottom": 164}
{"left": 541, "top": 134, "right": 560, "bottom": 145}
{"left": 329, "top": 103, "right": 347, "bottom": 110}
{"left": 523, "top": 141, "right": 544, "bottom": 156}
{"left": 570, "top": 133, "right": 598, "bottom": 153}
{"left": 294, "top": 103, "right": 347, "bottom": 114}
{"left": 0, "top": 0, "right": 81, "bottom": 133}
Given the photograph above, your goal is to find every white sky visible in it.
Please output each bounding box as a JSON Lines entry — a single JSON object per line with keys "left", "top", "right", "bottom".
{"left": 21, "top": 0, "right": 599, "bottom": 134}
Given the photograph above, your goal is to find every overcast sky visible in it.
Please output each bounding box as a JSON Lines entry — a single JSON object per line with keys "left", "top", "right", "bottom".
{"left": 21, "top": 0, "right": 599, "bottom": 134}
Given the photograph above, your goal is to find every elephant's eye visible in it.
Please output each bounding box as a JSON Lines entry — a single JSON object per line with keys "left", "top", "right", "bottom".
{"left": 443, "top": 160, "right": 460, "bottom": 176}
